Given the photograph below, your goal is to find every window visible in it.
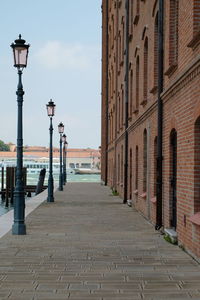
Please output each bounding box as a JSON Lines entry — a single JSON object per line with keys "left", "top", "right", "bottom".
{"left": 118, "top": 31, "right": 121, "bottom": 69}
{"left": 143, "top": 37, "right": 148, "bottom": 105}
{"left": 133, "top": 0, "right": 140, "bottom": 24}
{"left": 118, "top": 95, "right": 120, "bottom": 132}
{"left": 151, "top": 12, "right": 158, "bottom": 93}
{"left": 194, "top": 117, "right": 200, "bottom": 212}
{"left": 81, "top": 163, "right": 91, "bottom": 168}
{"left": 121, "top": 86, "right": 124, "bottom": 127}
{"left": 121, "top": 17, "right": 125, "bottom": 64}
{"left": 135, "top": 146, "right": 139, "bottom": 190}
{"left": 136, "top": 0, "right": 140, "bottom": 15}
{"left": 188, "top": 0, "right": 200, "bottom": 48}
{"left": 118, "top": 153, "right": 120, "bottom": 184}
{"left": 69, "top": 163, "right": 75, "bottom": 168}
{"left": 169, "top": 129, "right": 177, "bottom": 229}
{"left": 165, "top": 0, "right": 178, "bottom": 75}
{"left": 154, "top": 136, "right": 157, "bottom": 196}
{"left": 121, "top": 145, "right": 123, "bottom": 184}
{"left": 129, "top": 0, "right": 134, "bottom": 35}
{"left": 129, "top": 69, "right": 133, "bottom": 117}
{"left": 135, "top": 56, "right": 140, "bottom": 111}
{"left": 143, "top": 129, "right": 147, "bottom": 192}
{"left": 129, "top": 148, "right": 133, "bottom": 199}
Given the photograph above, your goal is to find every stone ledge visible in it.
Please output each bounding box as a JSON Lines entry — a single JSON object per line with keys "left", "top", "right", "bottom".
{"left": 164, "top": 228, "right": 178, "bottom": 244}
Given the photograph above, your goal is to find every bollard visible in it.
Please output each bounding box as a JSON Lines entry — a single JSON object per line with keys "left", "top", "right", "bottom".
{"left": 35, "top": 168, "right": 46, "bottom": 195}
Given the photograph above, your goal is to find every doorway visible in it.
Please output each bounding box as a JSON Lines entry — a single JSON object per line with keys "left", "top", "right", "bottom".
{"left": 170, "top": 129, "right": 177, "bottom": 229}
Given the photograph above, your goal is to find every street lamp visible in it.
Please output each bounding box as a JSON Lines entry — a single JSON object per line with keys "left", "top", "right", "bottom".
{"left": 46, "top": 99, "right": 56, "bottom": 202}
{"left": 62, "top": 134, "right": 67, "bottom": 185}
{"left": 11, "top": 34, "right": 30, "bottom": 235}
{"left": 58, "top": 122, "right": 64, "bottom": 191}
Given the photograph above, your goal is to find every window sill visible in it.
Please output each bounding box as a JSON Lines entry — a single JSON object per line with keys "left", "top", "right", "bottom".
{"left": 151, "top": 196, "right": 157, "bottom": 203}
{"left": 164, "top": 63, "right": 178, "bottom": 77}
{"left": 189, "top": 212, "right": 200, "bottom": 226}
{"left": 187, "top": 31, "right": 200, "bottom": 49}
{"left": 140, "top": 192, "right": 147, "bottom": 198}
{"left": 133, "top": 189, "right": 138, "bottom": 195}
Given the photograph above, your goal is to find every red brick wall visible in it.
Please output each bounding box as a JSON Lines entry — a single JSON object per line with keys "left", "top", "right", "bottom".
{"left": 101, "top": 0, "right": 200, "bottom": 260}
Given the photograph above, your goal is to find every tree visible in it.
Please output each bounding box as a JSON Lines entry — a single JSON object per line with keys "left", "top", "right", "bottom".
{"left": 0, "top": 140, "right": 10, "bottom": 151}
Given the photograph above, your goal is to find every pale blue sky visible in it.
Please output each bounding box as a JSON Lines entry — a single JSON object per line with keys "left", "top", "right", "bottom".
{"left": 0, "top": 0, "right": 101, "bottom": 149}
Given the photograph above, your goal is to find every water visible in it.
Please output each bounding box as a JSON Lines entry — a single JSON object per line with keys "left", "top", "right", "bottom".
{"left": 27, "top": 173, "right": 101, "bottom": 185}
{"left": 0, "top": 173, "right": 101, "bottom": 216}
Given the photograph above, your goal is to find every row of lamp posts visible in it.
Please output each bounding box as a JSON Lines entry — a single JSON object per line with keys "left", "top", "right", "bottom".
{"left": 11, "top": 35, "right": 68, "bottom": 235}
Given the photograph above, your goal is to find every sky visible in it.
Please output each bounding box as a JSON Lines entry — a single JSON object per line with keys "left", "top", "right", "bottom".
{"left": 0, "top": 0, "right": 102, "bottom": 149}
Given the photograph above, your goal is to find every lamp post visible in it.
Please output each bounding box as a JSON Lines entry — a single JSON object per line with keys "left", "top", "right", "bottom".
{"left": 11, "top": 35, "right": 30, "bottom": 235}
{"left": 46, "top": 100, "right": 56, "bottom": 202}
{"left": 58, "top": 122, "right": 64, "bottom": 191}
{"left": 62, "top": 134, "right": 67, "bottom": 185}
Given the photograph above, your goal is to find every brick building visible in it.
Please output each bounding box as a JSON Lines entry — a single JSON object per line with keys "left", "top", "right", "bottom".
{"left": 101, "top": 0, "right": 200, "bottom": 260}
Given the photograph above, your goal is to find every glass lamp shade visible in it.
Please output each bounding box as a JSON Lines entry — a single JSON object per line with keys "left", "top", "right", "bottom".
{"left": 11, "top": 35, "right": 30, "bottom": 69}
{"left": 62, "top": 134, "right": 67, "bottom": 143}
{"left": 46, "top": 99, "right": 56, "bottom": 117}
{"left": 58, "top": 122, "right": 64, "bottom": 134}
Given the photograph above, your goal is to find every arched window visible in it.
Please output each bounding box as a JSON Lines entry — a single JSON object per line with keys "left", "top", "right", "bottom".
{"left": 129, "top": 0, "right": 134, "bottom": 34}
{"left": 129, "top": 148, "right": 133, "bottom": 199}
{"left": 169, "top": 129, "right": 177, "bottom": 229}
{"left": 194, "top": 117, "right": 200, "bottom": 212}
{"left": 188, "top": 0, "right": 200, "bottom": 48}
{"left": 122, "top": 18, "right": 125, "bottom": 63}
{"left": 129, "top": 69, "right": 133, "bottom": 117}
{"left": 134, "top": 0, "right": 140, "bottom": 25}
{"left": 143, "top": 37, "right": 148, "bottom": 104}
{"left": 169, "top": 0, "right": 178, "bottom": 65}
{"left": 153, "top": 13, "right": 158, "bottom": 89}
{"left": 121, "top": 86, "right": 124, "bottom": 128}
{"left": 193, "top": 0, "right": 200, "bottom": 36}
{"left": 118, "top": 153, "right": 120, "bottom": 184}
{"left": 121, "top": 145, "right": 124, "bottom": 185}
{"left": 136, "top": 0, "right": 140, "bottom": 15}
{"left": 135, "top": 146, "right": 139, "bottom": 190}
{"left": 136, "top": 56, "right": 140, "bottom": 110}
{"left": 154, "top": 136, "right": 158, "bottom": 196}
{"left": 118, "top": 31, "right": 121, "bottom": 68}
{"left": 165, "top": 0, "right": 178, "bottom": 75}
{"left": 143, "top": 129, "right": 147, "bottom": 192}
{"left": 118, "top": 94, "right": 120, "bottom": 132}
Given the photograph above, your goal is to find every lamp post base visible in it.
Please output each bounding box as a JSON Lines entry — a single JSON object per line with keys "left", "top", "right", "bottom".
{"left": 12, "top": 223, "right": 26, "bottom": 235}
{"left": 47, "top": 196, "right": 54, "bottom": 202}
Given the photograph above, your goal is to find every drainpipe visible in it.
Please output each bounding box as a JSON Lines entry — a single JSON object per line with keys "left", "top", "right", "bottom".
{"left": 156, "top": 0, "right": 164, "bottom": 229}
{"left": 123, "top": 0, "right": 129, "bottom": 203}
{"left": 113, "top": 1, "right": 119, "bottom": 192}
{"left": 105, "top": 0, "right": 109, "bottom": 185}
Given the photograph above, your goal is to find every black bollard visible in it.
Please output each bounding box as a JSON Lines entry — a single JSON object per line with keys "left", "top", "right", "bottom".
{"left": 35, "top": 168, "right": 46, "bottom": 195}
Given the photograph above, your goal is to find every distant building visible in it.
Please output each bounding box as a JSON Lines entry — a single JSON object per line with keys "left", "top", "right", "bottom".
{"left": 0, "top": 147, "right": 101, "bottom": 170}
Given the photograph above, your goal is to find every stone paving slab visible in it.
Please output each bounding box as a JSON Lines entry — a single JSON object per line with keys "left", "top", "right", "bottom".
{"left": 0, "top": 182, "right": 199, "bottom": 299}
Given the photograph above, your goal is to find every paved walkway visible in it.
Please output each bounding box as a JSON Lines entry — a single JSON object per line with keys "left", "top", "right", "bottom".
{"left": 0, "top": 183, "right": 199, "bottom": 300}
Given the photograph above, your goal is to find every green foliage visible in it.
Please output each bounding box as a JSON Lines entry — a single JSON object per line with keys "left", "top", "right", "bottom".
{"left": 0, "top": 140, "right": 9, "bottom": 151}
{"left": 164, "top": 234, "right": 177, "bottom": 245}
{"left": 111, "top": 188, "right": 119, "bottom": 196}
